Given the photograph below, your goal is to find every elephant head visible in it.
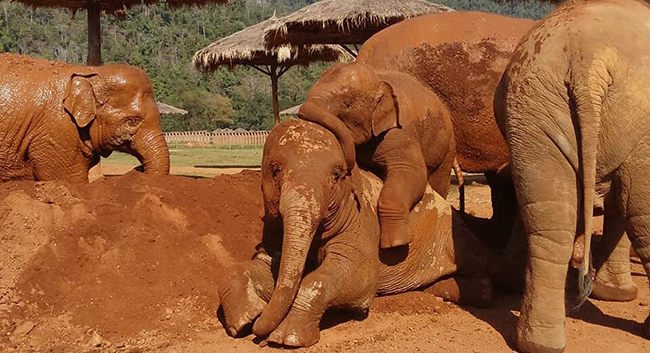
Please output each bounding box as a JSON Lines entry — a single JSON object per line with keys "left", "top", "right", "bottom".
{"left": 252, "top": 119, "right": 358, "bottom": 336}
{"left": 63, "top": 64, "right": 170, "bottom": 175}
{"left": 298, "top": 62, "right": 401, "bottom": 175}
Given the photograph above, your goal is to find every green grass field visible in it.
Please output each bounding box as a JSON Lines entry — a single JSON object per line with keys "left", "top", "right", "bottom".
{"left": 102, "top": 144, "right": 264, "bottom": 167}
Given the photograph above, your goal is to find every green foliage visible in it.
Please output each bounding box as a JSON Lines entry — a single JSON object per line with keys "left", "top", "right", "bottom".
{"left": 437, "top": 0, "right": 556, "bottom": 19}
{"left": 0, "top": 0, "right": 555, "bottom": 131}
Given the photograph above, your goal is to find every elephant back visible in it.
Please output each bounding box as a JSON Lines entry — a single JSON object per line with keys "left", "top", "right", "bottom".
{"left": 357, "top": 12, "right": 535, "bottom": 173}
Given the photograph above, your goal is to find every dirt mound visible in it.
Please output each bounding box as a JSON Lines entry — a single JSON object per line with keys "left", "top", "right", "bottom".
{"left": 0, "top": 173, "right": 648, "bottom": 353}
{"left": 0, "top": 171, "right": 264, "bottom": 352}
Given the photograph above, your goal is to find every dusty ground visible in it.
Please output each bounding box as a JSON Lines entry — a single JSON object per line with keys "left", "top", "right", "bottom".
{"left": 0, "top": 172, "right": 647, "bottom": 353}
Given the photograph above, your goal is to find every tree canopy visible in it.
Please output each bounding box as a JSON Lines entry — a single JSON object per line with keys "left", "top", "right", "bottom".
{"left": 0, "top": 0, "right": 556, "bottom": 131}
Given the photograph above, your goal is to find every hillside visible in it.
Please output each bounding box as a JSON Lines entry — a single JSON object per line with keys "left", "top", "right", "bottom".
{"left": 0, "top": 0, "right": 555, "bottom": 131}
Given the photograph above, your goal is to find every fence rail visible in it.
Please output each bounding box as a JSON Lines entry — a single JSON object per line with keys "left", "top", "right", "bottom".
{"left": 165, "top": 130, "right": 269, "bottom": 146}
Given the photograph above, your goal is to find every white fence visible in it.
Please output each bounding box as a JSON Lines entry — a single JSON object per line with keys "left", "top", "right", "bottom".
{"left": 165, "top": 130, "right": 269, "bottom": 146}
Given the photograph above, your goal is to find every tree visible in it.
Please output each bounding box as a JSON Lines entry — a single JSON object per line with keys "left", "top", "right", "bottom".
{"left": 0, "top": 0, "right": 558, "bottom": 131}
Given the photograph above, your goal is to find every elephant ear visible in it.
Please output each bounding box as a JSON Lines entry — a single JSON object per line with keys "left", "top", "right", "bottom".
{"left": 63, "top": 73, "right": 107, "bottom": 128}
{"left": 371, "top": 81, "right": 400, "bottom": 136}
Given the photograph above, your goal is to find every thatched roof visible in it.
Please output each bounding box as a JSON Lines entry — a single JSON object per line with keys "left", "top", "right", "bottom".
{"left": 192, "top": 16, "right": 350, "bottom": 71}
{"left": 15, "top": 0, "right": 227, "bottom": 13}
{"left": 265, "top": 0, "right": 454, "bottom": 47}
{"left": 280, "top": 104, "right": 301, "bottom": 116}
{"left": 157, "top": 101, "right": 188, "bottom": 115}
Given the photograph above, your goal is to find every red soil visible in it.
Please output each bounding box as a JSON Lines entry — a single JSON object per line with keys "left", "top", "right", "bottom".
{"left": 0, "top": 173, "right": 647, "bottom": 353}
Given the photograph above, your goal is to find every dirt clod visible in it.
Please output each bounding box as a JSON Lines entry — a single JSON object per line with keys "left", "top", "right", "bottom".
{"left": 12, "top": 321, "right": 34, "bottom": 336}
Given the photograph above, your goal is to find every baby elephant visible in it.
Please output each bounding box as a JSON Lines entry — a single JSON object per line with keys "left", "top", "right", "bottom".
{"left": 299, "top": 62, "right": 456, "bottom": 249}
{"left": 218, "top": 120, "right": 498, "bottom": 347}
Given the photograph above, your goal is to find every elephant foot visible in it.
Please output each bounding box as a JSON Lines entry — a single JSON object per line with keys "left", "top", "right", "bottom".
{"left": 379, "top": 219, "right": 412, "bottom": 249}
{"left": 424, "top": 277, "right": 493, "bottom": 308}
{"left": 590, "top": 280, "right": 638, "bottom": 302}
{"left": 268, "top": 312, "right": 320, "bottom": 347}
{"left": 644, "top": 316, "right": 650, "bottom": 338}
{"left": 515, "top": 321, "right": 566, "bottom": 353}
{"left": 218, "top": 267, "right": 269, "bottom": 337}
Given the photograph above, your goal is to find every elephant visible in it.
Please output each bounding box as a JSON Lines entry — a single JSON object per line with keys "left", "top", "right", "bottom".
{"left": 299, "top": 62, "right": 456, "bottom": 249}
{"left": 494, "top": 0, "right": 650, "bottom": 351}
{"left": 0, "top": 53, "right": 169, "bottom": 183}
{"left": 218, "top": 119, "right": 503, "bottom": 347}
{"left": 359, "top": 9, "right": 639, "bottom": 302}
{"left": 356, "top": 11, "right": 535, "bottom": 248}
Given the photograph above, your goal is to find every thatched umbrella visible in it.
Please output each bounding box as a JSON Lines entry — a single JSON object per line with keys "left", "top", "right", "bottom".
{"left": 157, "top": 101, "right": 188, "bottom": 115}
{"left": 193, "top": 16, "right": 350, "bottom": 125}
{"left": 265, "top": 0, "right": 453, "bottom": 57}
{"left": 17, "top": 0, "right": 228, "bottom": 65}
{"left": 280, "top": 104, "right": 301, "bottom": 117}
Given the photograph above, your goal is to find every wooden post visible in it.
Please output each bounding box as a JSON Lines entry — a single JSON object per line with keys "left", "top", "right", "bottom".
{"left": 87, "top": 0, "right": 103, "bottom": 181}
{"left": 270, "top": 62, "right": 280, "bottom": 125}
{"left": 86, "top": 0, "right": 102, "bottom": 66}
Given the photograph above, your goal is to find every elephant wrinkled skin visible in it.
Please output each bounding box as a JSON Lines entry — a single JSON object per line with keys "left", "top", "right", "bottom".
{"left": 0, "top": 53, "right": 169, "bottom": 183}
{"left": 299, "top": 63, "right": 456, "bottom": 249}
{"left": 218, "top": 120, "right": 501, "bottom": 347}
{"left": 357, "top": 11, "right": 535, "bottom": 247}
{"left": 360, "top": 9, "right": 636, "bottom": 302}
{"left": 495, "top": 0, "right": 650, "bottom": 351}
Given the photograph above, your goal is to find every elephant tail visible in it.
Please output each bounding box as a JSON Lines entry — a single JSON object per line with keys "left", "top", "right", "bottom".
{"left": 568, "top": 60, "right": 612, "bottom": 300}
{"left": 453, "top": 158, "right": 465, "bottom": 215}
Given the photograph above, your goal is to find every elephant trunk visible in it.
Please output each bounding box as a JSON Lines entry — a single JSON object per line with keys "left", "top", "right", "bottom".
{"left": 132, "top": 129, "right": 170, "bottom": 175}
{"left": 299, "top": 100, "right": 356, "bottom": 175}
{"left": 252, "top": 184, "right": 323, "bottom": 336}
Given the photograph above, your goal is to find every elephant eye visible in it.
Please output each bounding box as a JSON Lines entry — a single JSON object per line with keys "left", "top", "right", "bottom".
{"left": 332, "top": 167, "right": 343, "bottom": 182}
{"left": 271, "top": 163, "right": 282, "bottom": 179}
{"left": 126, "top": 116, "right": 142, "bottom": 127}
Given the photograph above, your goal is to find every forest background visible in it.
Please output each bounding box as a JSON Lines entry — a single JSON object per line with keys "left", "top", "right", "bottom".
{"left": 0, "top": 0, "right": 557, "bottom": 132}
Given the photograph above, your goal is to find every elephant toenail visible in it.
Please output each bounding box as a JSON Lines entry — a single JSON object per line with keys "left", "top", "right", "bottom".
{"left": 285, "top": 333, "right": 300, "bottom": 346}
{"left": 227, "top": 327, "right": 238, "bottom": 337}
{"left": 268, "top": 331, "right": 283, "bottom": 343}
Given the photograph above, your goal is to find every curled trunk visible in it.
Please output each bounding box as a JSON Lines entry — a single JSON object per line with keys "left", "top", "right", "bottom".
{"left": 132, "top": 129, "right": 170, "bottom": 175}
{"left": 299, "top": 100, "right": 356, "bottom": 174}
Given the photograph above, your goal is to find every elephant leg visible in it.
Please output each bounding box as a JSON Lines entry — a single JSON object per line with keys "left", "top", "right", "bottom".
{"left": 268, "top": 250, "right": 376, "bottom": 347}
{"left": 373, "top": 129, "right": 428, "bottom": 249}
{"left": 618, "top": 152, "right": 650, "bottom": 338}
{"left": 510, "top": 130, "right": 577, "bottom": 353}
{"left": 591, "top": 212, "right": 637, "bottom": 301}
{"left": 424, "top": 276, "right": 492, "bottom": 308}
{"left": 218, "top": 255, "right": 275, "bottom": 337}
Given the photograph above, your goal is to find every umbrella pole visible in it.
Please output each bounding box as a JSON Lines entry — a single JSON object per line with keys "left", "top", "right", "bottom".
{"left": 270, "top": 63, "right": 280, "bottom": 126}
{"left": 87, "top": 0, "right": 102, "bottom": 66}
{"left": 86, "top": 0, "right": 103, "bottom": 181}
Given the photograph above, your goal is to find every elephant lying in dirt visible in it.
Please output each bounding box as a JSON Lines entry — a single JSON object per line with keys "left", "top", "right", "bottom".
{"left": 495, "top": 0, "right": 650, "bottom": 351}
{"left": 0, "top": 53, "right": 169, "bottom": 183}
{"left": 218, "top": 120, "right": 500, "bottom": 347}
{"left": 299, "top": 63, "right": 457, "bottom": 249}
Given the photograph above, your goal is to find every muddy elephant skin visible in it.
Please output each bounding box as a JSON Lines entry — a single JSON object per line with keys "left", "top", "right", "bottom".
{"left": 0, "top": 54, "right": 170, "bottom": 183}
{"left": 352, "top": 12, "right": 534, "bottom": 248}
{"left": 300, "top": 62, "right": 456, "bottom": 249}
{"left": 218, "top": 120, "right": 498, "bottom": 347}
{"left": 495, "top": 0, "right": 650, "bottom": 351}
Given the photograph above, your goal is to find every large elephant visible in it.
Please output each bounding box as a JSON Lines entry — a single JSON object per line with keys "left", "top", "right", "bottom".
{"left": 359, "top": 9, "right": 638, "bottom": 302}
{"left": 0, "top": 53, "right": 169, "bottom": 183}
{"left": 299, "top": 63, "right": 456, "bottom": 248}
{"left": 494, "top": 0, "right": 650, "bottom": 352}
{"left": 218, "top": 119, "right": 502, "bottom": 347}
{"left": 356, "top": 11, "right": 535, "bottom": 247}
